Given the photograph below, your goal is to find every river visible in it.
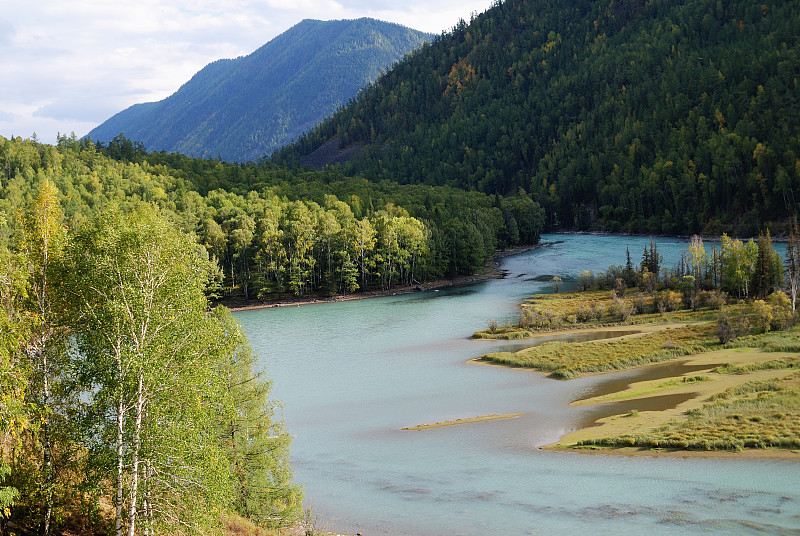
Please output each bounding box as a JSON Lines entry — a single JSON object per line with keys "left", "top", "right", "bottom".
{"left": 235, "top": 234, "right": 800, "bottom": 536}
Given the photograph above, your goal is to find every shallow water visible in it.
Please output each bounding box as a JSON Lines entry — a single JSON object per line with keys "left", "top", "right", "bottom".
{"left": 236, "top": 234, "right": 800, "bottom": 535}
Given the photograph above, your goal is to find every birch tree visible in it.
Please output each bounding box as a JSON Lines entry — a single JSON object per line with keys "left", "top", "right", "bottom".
{"left": 20, "top": 180, "right": 68, "bottom": 536}
{"left": 66, "top": 207, "right": 227, "bottom": 535}
{"left": 786, "top": 216, "right": 799, "bottom": 312}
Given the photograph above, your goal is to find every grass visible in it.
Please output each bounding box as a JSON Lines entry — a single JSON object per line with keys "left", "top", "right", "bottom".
{"left": 711, "top": 355, "right": 800, "bottom": 375}
{"left": 401, "top": 413, "right": 524, "bottom": 431}
{"left": 723, "top": 329, "right": 800, "bottom": 353}
{"left": 473, "top": 289, "right": 719, "bottom": 339}
{"left": 577, "top": 373, "right": 800, "bottom": 451}
{"left": 478, "top": 285, "right": 800, "bottom": 454}
{"left": 480, "top": 324, "right": 718, "bottom": 379}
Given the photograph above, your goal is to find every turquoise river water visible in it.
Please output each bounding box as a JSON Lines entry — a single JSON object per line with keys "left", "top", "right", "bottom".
{"left": 235, "top": 234, "right": 800, "bottom": 536}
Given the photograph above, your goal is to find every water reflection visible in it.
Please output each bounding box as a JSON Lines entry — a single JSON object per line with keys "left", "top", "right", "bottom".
{"left": 477, "top": 329, "right": 641, "bottom": 353}
{"left": 395, "top": 286, "right": 480, "bottom": 304}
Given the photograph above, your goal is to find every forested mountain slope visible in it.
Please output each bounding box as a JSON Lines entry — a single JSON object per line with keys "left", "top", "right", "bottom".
{"left": 274, "top": 0, "right": 800, "bottom": 235}
{"left": 87, "top": 18, "right": 432, "bottom": 162}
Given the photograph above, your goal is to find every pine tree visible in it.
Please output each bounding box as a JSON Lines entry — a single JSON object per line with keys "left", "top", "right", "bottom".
{"left": 213, "top": 307, "right": 302, "bottom": 528}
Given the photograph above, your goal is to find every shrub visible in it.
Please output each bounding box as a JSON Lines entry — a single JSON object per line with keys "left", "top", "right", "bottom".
{"left": 576, "top": 305, "right": 593, "bottom": 323}
{"left": 769, "top": 291, "right": 793, "bottom": 331}
{"left": 610, "top": 297, "right": 634, "bottom": 321}
{"left": 520, "top": 308, "right": 557, "bottom": 328}
{"left": 633, "top": 295, "right": 651, "bottom": 314}
{"left": 591, "top": 303, "right": 606, "bottom": 320}
{"left": 717, "top": 312, "right": 735, "bottom": 344}
{"left": 577, "top": 270, "right": 595, "bottom": 291}
{"left": 614, "top": 277, "right": 626, "bottom": 298}
{"left": 751, "top": 299, "right": 772, "bottom": 333}
{"left": 701, "top": 290, "right": 727, "bottom": 310}
{"left": 657, "top": 291, "right": 682, "bottom": 313}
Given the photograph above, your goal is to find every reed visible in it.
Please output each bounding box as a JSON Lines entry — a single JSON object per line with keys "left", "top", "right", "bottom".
{"left": 481, "top": 324, "right": 717, "bottom": 378}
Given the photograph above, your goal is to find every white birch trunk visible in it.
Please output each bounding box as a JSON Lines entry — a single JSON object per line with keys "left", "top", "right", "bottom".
{"left": 127, "top": 373, "right": 144, "bottom": 536}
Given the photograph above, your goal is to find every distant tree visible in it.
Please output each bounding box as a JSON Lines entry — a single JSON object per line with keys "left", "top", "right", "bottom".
{"left": 623, "top": 247, "right": 635, "bottom": 287}
{"left": 641, "top": 238, "right": 660, "bottom": 276}
{"left": 577, "top": 270, "right": 595, "bottom": 291}
{"left": 719, "top": 234, "right": 757, "bottom": 298}
{"left": 551, "top": 275, "right": 562, "bottom": 293}
{"left": 688, "top": 235, "right": 708, "bottom": 287}
{"left": 786, "top": 216, "right": 799, "bottom": 312}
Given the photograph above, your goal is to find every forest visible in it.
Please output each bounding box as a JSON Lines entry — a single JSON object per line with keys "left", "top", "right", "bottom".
{"left": 0, "top": 133, "right": 545, "bottom": 530}
{"left": 0, "top": 179, "right": 301, "bottom": 534}
{"left": 274, "top": 0, "right": 800, "bottom": 235}
{"left": 1, "top": 135, "right": 544, "bottom": 302}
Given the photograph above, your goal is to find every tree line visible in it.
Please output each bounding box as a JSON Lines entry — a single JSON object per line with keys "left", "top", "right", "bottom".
{"left": 583, "top": 230, "right": 796, "bottom": 302}
{"left": 1, "top": 134, "right": 544, "bottom": 301}
{"left": 574, "top": 226, "right": 800, "bottom": 340}
{"left": 0, "top": 179, "right": 301, "bottom": 534}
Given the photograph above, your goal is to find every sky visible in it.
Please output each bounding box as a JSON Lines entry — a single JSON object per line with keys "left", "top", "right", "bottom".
{"left": 1, "top": 0, "right": 491, "bottom": 145}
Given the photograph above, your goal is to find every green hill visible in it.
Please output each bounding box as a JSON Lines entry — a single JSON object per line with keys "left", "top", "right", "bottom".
{"left": 87, "top": 18, "right": 432, "bottom": 162}
{"left": 274, "top": 0, "right": 800, "bottom": 235}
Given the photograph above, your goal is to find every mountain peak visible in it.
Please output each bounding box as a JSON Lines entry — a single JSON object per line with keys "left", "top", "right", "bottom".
{"left": 87, "top": 19, "right": 432, "bottom": 162}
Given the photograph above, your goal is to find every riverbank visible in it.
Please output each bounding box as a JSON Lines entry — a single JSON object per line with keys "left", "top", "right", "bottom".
{"left": 469, "top": 286, "right": 800, "bottom": 458}
{"left": 541, "top": 345, "right": 800, "bottom": 458}
{"left": 219, "top": 243, "right": 543, "bottom": 311}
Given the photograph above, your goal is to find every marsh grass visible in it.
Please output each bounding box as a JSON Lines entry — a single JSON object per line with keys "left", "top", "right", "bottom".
{"left": 579, "top": 374, "right": 800, "bottom": 451}
{"left": 481, "top": 324, "right": 718, "bottom": 378}
{"left": 723, "top": 327, "right": 800, "bottom": 353}
{"left": 472, "top": 290, "right": 718, "bottom": 339}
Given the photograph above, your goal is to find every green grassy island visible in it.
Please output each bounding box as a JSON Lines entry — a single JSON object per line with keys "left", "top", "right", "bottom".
{"left": 472, "top": 235, "right": 800, "bottom": 456}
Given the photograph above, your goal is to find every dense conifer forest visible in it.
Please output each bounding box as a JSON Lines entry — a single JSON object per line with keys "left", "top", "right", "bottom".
{"left": 275, "top": 0, "right": 800, "bottom": 235}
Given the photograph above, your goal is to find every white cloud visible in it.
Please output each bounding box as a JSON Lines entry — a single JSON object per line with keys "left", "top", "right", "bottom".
{"left": 2, "top": 0, "right": 491, "bottom": 144}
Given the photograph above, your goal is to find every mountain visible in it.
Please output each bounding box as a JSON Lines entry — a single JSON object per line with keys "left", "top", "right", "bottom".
{"left": 274, "top": 0, "right": 800, "bottom": 235}
{"left": 86, "top": 18, "right": 432, "bottom": 162}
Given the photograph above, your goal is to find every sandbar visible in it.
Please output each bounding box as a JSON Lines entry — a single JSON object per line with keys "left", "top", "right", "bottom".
{"left": 402, "top": 413, "right": 524, "bottom": 431}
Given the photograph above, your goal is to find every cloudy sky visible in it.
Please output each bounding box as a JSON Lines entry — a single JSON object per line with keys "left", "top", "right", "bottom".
{"left": 1, "top": 0, "right": 491, "bottom": 145}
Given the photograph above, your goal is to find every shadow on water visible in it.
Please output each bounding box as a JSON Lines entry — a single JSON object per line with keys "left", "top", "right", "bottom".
{"left": 480, "top": 330, "right": 640, "bottom": 354}
{"left": 396, "top": 287, "right": 480, "bottom": 304}
{"left": 576, "top": 392, "right": 701, "bottom": 429}
{"left": 574, "top": 360, "right": 719, "bottom": 402}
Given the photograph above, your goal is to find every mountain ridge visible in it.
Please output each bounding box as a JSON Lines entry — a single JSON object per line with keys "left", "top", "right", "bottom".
{"left": 87, "top": 18, "right": 432, "bottom": 162}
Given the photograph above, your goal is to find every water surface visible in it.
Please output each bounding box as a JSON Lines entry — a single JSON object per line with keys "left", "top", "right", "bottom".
{"left": 236, "top": 234, "right": 800, "bottom": 535}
